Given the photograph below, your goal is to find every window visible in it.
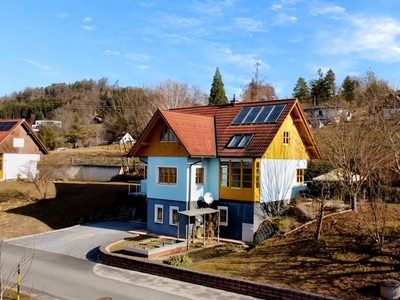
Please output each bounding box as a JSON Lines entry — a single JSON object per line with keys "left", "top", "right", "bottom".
{"left": 296, "top": 169, "right": 305, "bottom": 183}
{"left": 155, "top": 204, "right": 163, "bottom": 223}
{"left": 159, "top": 126, "right": 177, "bottom": 142}
{"left": 283, "top": 131, "right": 289, "bottom": 145}
{"left": 220, "top": 160, "right": 252, "bottom": 189}
{"left": 255, "top": 161, "right": 260, "bottom": 188}
{"left": 195, "top": 167, "right": 204, "bottom": 185}
{"left": 169, "top": 206, "right": 179, "bottom": 226}
{"left": 218, "top": 206, "right": 228, "bottom": 226}
{"left": 0, "top": 154, "right": 2, "bottom": 171}
{"left": 158, "top": 167, "right": 177, "bottom": 185}
{"left": 142, "top": 165, "right": 148, "bottom": 179}
{"left": 227, "top": 134, "right": 253, "bottom": 149}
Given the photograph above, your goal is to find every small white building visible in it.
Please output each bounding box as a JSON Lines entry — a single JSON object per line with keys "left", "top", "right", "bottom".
{"left": 32, "top": 120, "right": 62, "bottom": 132}
{"left": 303, "top": 103, "right": 354, "bottom": 126}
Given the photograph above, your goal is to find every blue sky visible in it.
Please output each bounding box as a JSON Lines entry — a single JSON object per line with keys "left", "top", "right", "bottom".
{"left": 1, "top": 0, "right": 400, "bottom": 99}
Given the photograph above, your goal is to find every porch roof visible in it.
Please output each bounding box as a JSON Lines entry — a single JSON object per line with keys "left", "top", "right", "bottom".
{"left": 178, "top": 207, "right": 218, "bottom": 217}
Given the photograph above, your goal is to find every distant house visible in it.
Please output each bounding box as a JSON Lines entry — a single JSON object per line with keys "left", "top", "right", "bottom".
{"left": 303, "top": 103, "right": 354, "bottom": 127}
{"left": 0, "top": 119, "right": 49, "bottom": 181}
{"left": 31, "top": 120, "right": 62, "bottom": 132}
{"left": 92, "top": 116, "right": 103, "bottom": 124}
{"left": 127, "top": 99, "right": 322, "bottom": 242}
{"left": 119, "top": 133, "right": 135, "bottom": 144}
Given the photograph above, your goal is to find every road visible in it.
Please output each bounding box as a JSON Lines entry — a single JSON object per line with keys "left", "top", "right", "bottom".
{"left": 2, "top": 232, "right": 256, "bottom": 300}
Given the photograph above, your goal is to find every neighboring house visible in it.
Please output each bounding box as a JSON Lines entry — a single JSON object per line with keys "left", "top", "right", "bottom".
{"left": 31, "top": 120, "right": 62, "bottom": 132}
{"left": 119, "top": 133, "right": 135, "bottom": 144}
{"left": 127, "top": 99, "right": 322, "bottom": 242}
{"left": 0, "top": 119, "right": 49, "bottom": 181}
{"left": 303, "top": 103, "right": 354, "bottom": 127}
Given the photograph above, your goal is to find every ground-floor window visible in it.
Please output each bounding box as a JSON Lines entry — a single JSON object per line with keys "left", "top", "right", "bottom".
{"left": 218, "top": 206, "right": 228, "bottom": 226}
{"left": 220, "top": 160, "right": 252, "bottom": 189}
{"left": 154, "top": 204, "right": 163, "bottom": 223}
{"left": 169, "top": 206, "right": 179, "bottom": 226}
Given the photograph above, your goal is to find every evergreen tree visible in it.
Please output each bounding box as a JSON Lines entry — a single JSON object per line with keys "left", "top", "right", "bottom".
{"left": 65, "top": 116, "right": 90, "bottom": 148}
{"left": 310, "top": 69, "right": 331, "bottom": 105}
{"left": 341, "top": 76, "right": 357, "bottom": 102}
{"left": 325, "top": 69, "right": 336, "bottom": 97}
{"left": 209, "top": 68, "right": 228, "bottom": 105}
{"left": 292, "top": 77, "right": 310, "bottom": 103}
{"left": 38, "top": 125, "right": 61, "bottom": 150}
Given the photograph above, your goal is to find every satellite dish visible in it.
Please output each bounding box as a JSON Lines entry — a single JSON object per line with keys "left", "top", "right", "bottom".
{"left": 203, "top": 192, "right": 214, "bottom": 205}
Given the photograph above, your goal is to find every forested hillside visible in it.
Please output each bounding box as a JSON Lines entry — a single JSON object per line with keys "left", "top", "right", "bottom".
{"left": 0, "top": 78, "right": 208, "bottom": 149}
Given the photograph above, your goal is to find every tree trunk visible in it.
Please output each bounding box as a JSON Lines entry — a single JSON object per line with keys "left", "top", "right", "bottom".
{"left": 315, "top": 203, "right": 324, "bottom": 240}
{"left": 351, "top": 194, "right": 357, "bottom": 211}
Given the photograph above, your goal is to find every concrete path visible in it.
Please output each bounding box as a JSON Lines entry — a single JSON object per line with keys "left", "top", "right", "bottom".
{"left": 6, "top": 221, "right": 146, "bottom": 262}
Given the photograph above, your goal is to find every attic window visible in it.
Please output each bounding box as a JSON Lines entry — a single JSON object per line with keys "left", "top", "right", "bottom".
{"left": 160, "top": 126, "right": 177, "bottom": 142}
{"left": 232, "top": 104, "right": 286, "bottom": 125}
{"left": 227, "top": 134, "right": 253, "bottom": 149}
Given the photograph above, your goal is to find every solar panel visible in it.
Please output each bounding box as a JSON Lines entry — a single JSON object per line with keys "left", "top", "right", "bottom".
{"left": 265, "top": 104, "right": 286, "bottom": 123}
{"left": 242, "top": 106, "right": 263, "bottom": 123}
{"left": 0, "top": 121, "right": 17, "bottom": 131}
{"left": 232, "top": 104, "right": 286, "bottom": 125}
{"left": 231, "top": 107, "right": 251, "bottom": 125}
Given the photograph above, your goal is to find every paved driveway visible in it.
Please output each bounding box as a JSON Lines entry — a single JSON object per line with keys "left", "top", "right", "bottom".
{"left": 6, "top": 221, "right": 145, "bottom": 262}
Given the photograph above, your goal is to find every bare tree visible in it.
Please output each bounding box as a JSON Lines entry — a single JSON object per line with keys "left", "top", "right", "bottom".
{"left": 241, "top": 63, "right": 276, "bottom": 102}
{"left": 21, "top": 161, "right": 55, "bottom": 200}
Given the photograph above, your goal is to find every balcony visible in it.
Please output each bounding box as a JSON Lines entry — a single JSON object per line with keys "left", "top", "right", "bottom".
{"left": 128, "top": 180, "right": 147, "bottom": 196}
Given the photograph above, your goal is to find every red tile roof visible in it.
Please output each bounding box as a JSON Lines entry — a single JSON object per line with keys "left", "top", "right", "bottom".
{"left": 161, "top": 111, "right": 216, "bottom": 156}
{"left": 0, "top": 119, "right": 49, "bottom": 154}
{"left": 128, "top": 99, "right": 322, "bottom": 159}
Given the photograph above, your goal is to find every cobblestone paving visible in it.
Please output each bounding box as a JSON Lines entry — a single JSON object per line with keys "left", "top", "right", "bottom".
{"left": 6, "top": 221, "right": 146, "bottom": 262}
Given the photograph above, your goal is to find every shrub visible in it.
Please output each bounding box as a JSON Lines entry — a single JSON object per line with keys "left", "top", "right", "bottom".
{"left": 165, "top": 254, "right": 193, "bottom": 266}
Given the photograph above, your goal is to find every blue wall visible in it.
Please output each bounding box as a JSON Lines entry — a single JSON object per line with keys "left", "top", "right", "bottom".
{"left": 147, "top": 198, "right": 188, "bottom": 238}
{"left": 147, "top": 157, "right": 188, "bottom": 201}
{"left": 214, "top": 200, "right": 255, "bottom": 241}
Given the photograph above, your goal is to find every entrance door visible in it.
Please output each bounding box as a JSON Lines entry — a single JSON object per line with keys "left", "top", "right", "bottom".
{"left": 0, "top": 154, "right": 3, "bottom": 180}
{"left": 242, "top": 223, "right": 254, "bottom": 242}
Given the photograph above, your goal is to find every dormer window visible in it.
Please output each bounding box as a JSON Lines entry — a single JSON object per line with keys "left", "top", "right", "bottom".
{"left": 160, "top": 126, "right": 177, "bottom": 142}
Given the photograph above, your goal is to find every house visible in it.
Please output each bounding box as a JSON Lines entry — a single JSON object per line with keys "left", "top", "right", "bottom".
{"left": 31, "top": 120, "right": 62, "bottom": 132}
{"left": 126, "top": 99, "right": 322, "bottom": 242}
{"left": 303, "top": 103, "right": 354, "bottom": 127}
{"left": 0, "top": 119, "right": 49, "bottom": 181}
{"left": 119, "top": 132, "right": 135, "bottom": 144}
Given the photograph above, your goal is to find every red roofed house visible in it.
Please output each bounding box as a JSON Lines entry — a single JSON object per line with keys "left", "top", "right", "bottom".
{"left": 127, "top": 99, "right": 321, "bottom": 242}
{"left": 0, "top": 119, "right": 49, "bottom": 181}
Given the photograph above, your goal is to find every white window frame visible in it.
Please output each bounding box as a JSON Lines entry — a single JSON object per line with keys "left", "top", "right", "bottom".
{"left": 218, "top": 206, "right": 228, "bottom": 226}
{"left": 154, "top": 204, "right": 163, "bottom": 224}
{"left": 194, "top": 166, "right": 206, "bottom": 186}
{"left": 169, "top": 206, "right": 179, "bottom": 226}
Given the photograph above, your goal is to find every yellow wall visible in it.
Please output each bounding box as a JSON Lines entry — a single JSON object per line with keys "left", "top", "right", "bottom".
{"left": 0, "top": 154, "right": 3, "bottom": 179}
{"left": 263, "top": 116, "right": 310, "bottom": 160}
{"left": 219, "top": 159, "right": 259, "bottom": 202}
{"left": 135, "top": 120, "right": 189, "bottom": 157}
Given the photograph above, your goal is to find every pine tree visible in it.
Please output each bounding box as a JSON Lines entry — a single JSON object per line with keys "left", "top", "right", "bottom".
{"left": 292, "top": 77, "right": 310, "bottom": 103}
{"left": 209, "top": 68, "right": 228, "bottom": 105}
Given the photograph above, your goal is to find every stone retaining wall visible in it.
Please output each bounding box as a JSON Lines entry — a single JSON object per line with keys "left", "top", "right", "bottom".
{"left": 99, "top": 242, "right": 341, "bottom": 300}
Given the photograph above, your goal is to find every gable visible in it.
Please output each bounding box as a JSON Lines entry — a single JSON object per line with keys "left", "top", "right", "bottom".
{"left": 0, "top": 119, "right": 48, "bottom": 155}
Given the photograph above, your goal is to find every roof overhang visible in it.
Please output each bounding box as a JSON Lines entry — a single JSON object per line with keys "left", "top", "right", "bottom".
{"left": 178, "top": 208, "right": 219, "bottom": 216}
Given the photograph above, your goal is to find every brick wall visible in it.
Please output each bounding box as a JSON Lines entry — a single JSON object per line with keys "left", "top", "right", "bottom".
{"left": 99, "top": 243, "right": 341, "bottom": 300}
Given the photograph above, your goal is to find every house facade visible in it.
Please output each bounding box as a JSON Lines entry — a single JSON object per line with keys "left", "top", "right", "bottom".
{"left": 127, "top": 99, "right": 321, "bottom": 241}
{"left": 303, "top": 103, "right": 354, "bottom": 127}
{"left": 0, "top": 119, "right": 48, "bottom": 181}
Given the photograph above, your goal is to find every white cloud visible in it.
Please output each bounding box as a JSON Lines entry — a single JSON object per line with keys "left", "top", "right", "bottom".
{"left": 309, "top": 4, "right": 346, "bottom": 16}
{"left": 105, "top": 50, "right": 120, "bottom": 56}
{"left": 158, "top": 13, "right": 200, "bottom": 28}
{"left": 83, "top": 17, "right": 91, "bottom": 22}
{"left": 212, "top": 46, "right": 270, "bottom": 69}
{"left": 317, "top": 15, "right": 400, "bottom": 62}
{"left": 192, "top": 0, "right": 235, "bottom": 15}
{"left": 56, "top": 13, "right": 69, "bottom": 18}
{"left": 270, "top": 4, "right": 282, "bottom": 12}
{"left": 126, "top": 53, "right": 150, "bottom": 61}
{"left": 21, "top": 58, "right": 53, "bottom": 71}
{"left": 234, "top": 17, "right": 265, "bottom": 32}
{"left": 272, "top": 13, "right": 297, "bottom": 26}
{"left": 81, "top": 25, "right": 95, "bottom": 31}
{"left": 138, "top": 2, "right": 156, "bottom": 8}
{"left": 138, "top": 64, "right": 151, "bottom": 70}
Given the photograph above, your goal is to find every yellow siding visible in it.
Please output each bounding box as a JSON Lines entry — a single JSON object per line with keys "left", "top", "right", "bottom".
{"left": 135, "top": 121, "right": 189, "bottom": 157}
{"left": 219, "top": 159, "right": 259, "bottom": 202}
{"left": 263, "top": 116, "right": 310, "bottom": 160}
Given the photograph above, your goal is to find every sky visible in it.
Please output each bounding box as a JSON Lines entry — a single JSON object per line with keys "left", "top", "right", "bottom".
{"left": 1, "top": 0, "right": 400, "bottom": 100}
